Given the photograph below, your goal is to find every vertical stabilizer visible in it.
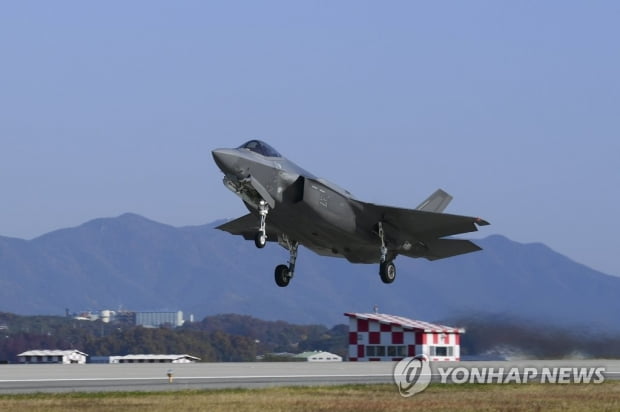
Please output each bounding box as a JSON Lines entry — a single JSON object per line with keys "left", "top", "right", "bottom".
{"left": 416, "top": 189, "right": 453, "bottom": 213}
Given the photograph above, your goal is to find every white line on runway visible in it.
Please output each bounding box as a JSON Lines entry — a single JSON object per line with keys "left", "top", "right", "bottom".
{"left": 2, "top": 372, "right": 617, "bottom": 384}
{"left": 0, "top": 374, "right": 394, "bottom": 383}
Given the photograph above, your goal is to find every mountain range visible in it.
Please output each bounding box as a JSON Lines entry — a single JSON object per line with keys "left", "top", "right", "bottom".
{"left": 1, "top": 213, "right": 618, "bottom": 332}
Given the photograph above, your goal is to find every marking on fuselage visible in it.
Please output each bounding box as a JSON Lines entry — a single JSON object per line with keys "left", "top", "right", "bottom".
{"left": 319, "top": 193, "right": 328, "bottom": 207}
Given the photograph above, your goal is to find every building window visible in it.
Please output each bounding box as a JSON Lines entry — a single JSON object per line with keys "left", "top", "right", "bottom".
{"left": 387, "top": 346, "right": 407, "bottom": 357}
{"left": 430, "top": 346, "right": 454, "bottom": 357}
{"left": 397, "top": 346, "right": 407, "bottom": 357}
{"left": 366, "top": 346, "right": 386, "bottom": 357}
{"left": 367, "top": 345, "right": 409, "bottom": 357}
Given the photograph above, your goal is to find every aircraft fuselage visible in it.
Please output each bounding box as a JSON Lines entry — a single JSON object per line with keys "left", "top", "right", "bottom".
{"left": 213, "top": 146, "right": 374, "bottom": 262}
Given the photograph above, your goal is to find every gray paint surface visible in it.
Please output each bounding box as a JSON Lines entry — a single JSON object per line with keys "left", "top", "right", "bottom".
{"left": 1, "top": 360, "right": 618, "bottom": 394}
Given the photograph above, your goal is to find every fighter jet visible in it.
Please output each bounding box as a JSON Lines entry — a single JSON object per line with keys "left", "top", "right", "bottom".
{"left": 212, "top": 140, "right": 489, "bottom": 287}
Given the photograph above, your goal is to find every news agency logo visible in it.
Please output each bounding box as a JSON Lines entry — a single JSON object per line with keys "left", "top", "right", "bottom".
{"left": 435, "top": 366, "right": 606, "bottom": 385}
{"left": 393, "top": 356, "right": 432, "bottom": 397}
{"left": 393, "top": 358, "right": 607, "bottom": 398}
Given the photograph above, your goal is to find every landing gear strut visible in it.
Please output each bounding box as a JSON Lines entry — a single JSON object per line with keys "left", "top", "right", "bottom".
{"left": 254, "top": 200, "right": 269, "bottom": 248}
{"left": 377, "top": 222, "right": 396, "bottom": 284}
{"left": 275, "top": 236, "right": 298, "bottom": 287}
{"left": 378, "top": 222, "right": 387, "bottom": 264}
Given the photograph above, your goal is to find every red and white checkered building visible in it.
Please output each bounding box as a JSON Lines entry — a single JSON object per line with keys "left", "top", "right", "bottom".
{"left": 345, "top": 312, "right": 464, "bottom": 361}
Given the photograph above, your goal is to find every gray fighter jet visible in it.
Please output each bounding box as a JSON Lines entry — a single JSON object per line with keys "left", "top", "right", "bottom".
{"left": 212, "top": 140, "right": 489, "bottom": 287}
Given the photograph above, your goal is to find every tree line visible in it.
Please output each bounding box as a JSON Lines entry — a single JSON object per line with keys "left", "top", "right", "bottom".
{"left": 2, "top": 311, "right": 618, "bottom": 363}
{"left": 0, "top": 312, "right": 347, "bottom": 363}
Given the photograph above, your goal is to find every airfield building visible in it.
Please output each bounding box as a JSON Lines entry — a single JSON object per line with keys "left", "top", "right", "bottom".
{"left": 135, "top": 311, "right": 184, "bottom": 328}
{"left": 109, "top": 354, "right": 200, "bottom": 364}
{"left": 345, "top": 312, "right": 464, "bottom": 362}
{"left": 294, "top": 351, "right": 343, "bottom": 362}
{"left": 17, "top": 349, "right": 88, "bottom": 364}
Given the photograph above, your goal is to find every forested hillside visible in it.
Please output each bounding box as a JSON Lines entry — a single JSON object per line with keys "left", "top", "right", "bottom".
{"left": 1, "top": 312, "right": 620, "bottom": 363}
{"left": 0, "top": 312, "right": 346, "bottom": 363}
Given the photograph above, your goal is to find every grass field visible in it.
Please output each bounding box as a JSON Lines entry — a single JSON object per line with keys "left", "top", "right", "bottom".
{"left": 1, "top": 382, "right": 619, "bottom": 412}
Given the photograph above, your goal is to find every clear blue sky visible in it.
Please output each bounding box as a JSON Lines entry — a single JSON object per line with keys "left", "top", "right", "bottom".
{"left": 1, "top": 1, "right": 618, "bottom": 276}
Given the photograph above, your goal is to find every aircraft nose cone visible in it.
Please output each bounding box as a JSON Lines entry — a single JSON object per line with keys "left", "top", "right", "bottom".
{"left": 212, "top": 149, "right": 240, "bottom": 175}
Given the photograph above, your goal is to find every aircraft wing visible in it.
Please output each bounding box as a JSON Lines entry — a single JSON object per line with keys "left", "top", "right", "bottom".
{"left": 358, "top": 202, "right": 489, "bottom": 243}
{"left": 216, "top": 214, "right": 280, "bottom": 242}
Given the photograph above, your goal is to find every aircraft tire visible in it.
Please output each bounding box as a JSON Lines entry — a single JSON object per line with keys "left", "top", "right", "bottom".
{"left": 255, "top": 232, "right": 267, "bottom": 248}
{"left": 380, "top": 261, "right": 396, "bottom": 284}
{"left": 275, "top": 264, "right": 291, "bottom": 287}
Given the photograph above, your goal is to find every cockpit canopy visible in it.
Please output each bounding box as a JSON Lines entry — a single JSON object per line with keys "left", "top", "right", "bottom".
{"left": 238, "top": 140, "right": 282, "bottom": 158}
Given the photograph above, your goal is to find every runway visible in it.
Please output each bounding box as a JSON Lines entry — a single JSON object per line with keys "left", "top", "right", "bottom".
{"left": 1, "top": 360, "right": 619, "bottom": 394}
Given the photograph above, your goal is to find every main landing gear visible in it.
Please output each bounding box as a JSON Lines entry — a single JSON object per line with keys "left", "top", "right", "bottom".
{"left": 274, "top": 236, "right": 298, "bottom": 287}
{"left": 251, "top": 200, "right": 298, "bottom": 287}
{"left": 377, "top": 222, "right": 396, "bottom": 284}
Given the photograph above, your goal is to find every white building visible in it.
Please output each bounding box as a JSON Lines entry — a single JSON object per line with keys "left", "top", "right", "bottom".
{"left": 346, "top": 312, "right": 464, "bottom": 362}
{"left": 109, "top": 354, "right": 200, "bottom": 364}
{"left": 18, "top": 349, "right": 88, "bottom": 364}
{"left": 135, "top": 311, "right": 184, "bottom": 328}
{"left": 294, "top": 351, "right": 343, "bottom": 362}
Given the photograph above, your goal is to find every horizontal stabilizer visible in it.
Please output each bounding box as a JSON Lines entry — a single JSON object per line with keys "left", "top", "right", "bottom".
{"left": 424, "top": 238, "right": 481, "bottom": 260}
{"left": 416, "top": 189, "right": 453, "bottom": 213}
{"left": 400, "top": 238, "right": 482, "bottom": 261}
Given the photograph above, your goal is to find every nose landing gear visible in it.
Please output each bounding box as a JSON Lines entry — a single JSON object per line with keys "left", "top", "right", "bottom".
{"left": 254, "top": 200, "right": 269, "bottom": 248}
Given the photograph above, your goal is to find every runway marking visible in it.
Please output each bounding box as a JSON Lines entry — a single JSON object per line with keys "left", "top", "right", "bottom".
{"left": 2, "top": 371, "right": 618, "bottom": 384}
{"left": 0, "top": 374, "right": 394, "bottom": 383}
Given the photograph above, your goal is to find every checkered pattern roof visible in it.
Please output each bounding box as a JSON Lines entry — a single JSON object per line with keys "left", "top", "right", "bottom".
{"left": 344, "top": 312, "right": 464, "bottom": 333}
